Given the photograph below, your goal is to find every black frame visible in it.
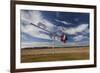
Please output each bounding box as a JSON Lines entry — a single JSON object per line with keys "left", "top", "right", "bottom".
{"left": 11, "top": 0, "right": 97, "bottom": 73}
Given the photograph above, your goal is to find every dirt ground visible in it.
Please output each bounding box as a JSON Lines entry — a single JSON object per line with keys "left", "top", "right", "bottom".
{"left": 21, "top": 47, "right": 89, "bottom": 63}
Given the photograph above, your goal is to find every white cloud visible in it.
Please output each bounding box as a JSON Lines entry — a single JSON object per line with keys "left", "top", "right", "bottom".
{"left": 21, "top": 10, "right": 54, "bottom": 30}
{"left": 21, "top": 10, "right": 55, "bottom": 40}
{"left": 55, "top": 19, "right": 71, "bottom": 25}
{"left": 21, "top": 10, "right": 42, "bottom": 24}
{"left": 74, "top": 35, "right": 83, "bottom": 41}
{"left": 73, "top": 34, "right": 89, "bottom": 42}
{"left": 21, "top": 42, "right": 53, "bottom": 48}
{"left": 64, "top": 24, "right": 88, "bottom": 35}
{"left": 73, "top": 35, "right": 84, "bottom": 41}
{"left": 21, "top": 23, "right": 51, "bottom": 40}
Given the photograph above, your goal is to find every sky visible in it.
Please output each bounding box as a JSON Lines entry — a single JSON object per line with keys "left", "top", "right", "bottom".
{"left": 20, "top": 10, "right": 90, "bottom": 48}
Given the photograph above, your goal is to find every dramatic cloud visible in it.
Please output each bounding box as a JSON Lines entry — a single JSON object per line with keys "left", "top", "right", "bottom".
{"left": 21, "top": 10, "right": 55, "bottom": 40}
{"left": 73, "top": 35, "right": 89, "bottom": 42}
{"left": 64, "top": 24, "right": 89, "bottom": 35}
{"left": 20, "top": 10, "right": 89, "bottom": 48}
{"left": 21, "top": 24, "right": 51, "bottom": 40}
{"left": 73, "top": 35, "right": 84, "bottom": 41}
{"left": 21, "top": 10, "right": 42, "bottom": 24}
{"left": 21, "top": 10, "right": 55, "bottom": 30}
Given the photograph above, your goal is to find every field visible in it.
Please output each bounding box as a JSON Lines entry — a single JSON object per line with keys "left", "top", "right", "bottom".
{"left": 21, "top": 47, "right": 89, "bottom": 63}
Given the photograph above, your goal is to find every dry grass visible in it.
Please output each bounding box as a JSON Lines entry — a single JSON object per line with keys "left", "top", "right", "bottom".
{"left": 21, "top": 47, "right": 89, "bottom": 63}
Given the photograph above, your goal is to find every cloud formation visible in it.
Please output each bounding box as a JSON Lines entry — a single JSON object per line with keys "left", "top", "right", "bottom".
{"left": 20, "top": 10, "right": 89, "bottom": 48}
{"left": 21, "top": 10, "right": 55, "bottom": 40}
{"left": 73, "top": 35, "right": 89, "bottom": 42}
{"left": 64, "top": 24, "right": 89, "bottom": 35}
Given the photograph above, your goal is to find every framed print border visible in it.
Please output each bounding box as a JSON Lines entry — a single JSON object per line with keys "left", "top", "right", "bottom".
{"left": 10, "top": 0, "right": 97, "bottom": 73}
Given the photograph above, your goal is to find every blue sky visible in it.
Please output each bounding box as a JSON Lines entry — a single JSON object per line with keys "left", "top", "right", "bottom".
{"left": 20, "top": 10, "right": 89, "bottom": 48}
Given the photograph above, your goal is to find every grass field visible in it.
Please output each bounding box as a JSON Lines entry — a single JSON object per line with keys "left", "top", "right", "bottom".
{"left": 21, "top": 47, "right": 89, "bottom": 63}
